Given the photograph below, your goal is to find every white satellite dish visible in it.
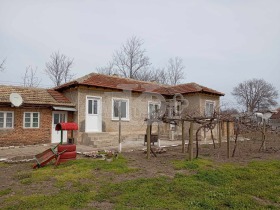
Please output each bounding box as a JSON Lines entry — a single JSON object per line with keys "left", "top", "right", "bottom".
{"left": 9, "top": 93, "right": 23, "bottom": 107}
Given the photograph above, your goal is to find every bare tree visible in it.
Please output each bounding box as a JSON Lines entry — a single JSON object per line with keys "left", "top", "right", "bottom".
{"left": 167, "top": 57, "right": 185, "bottom": 85}
{"left": 45, "top": 51, "right": 74, "bottom": 86}
{"left": 97, "top": 62, "right": 116, "bottom": 75}
{"left": 113, "top": 36, "right": 151, "bottom": 79}
{"left": 0, "top": 58, "right": 6, "bottom": 72}
{"left": 153, "top": 68, "right": 169, "bottom": 84}
{"left": 232, "top": 79, "right": 278, "bottom": 112}
{"left": 22, "top": 66, "right": 41, "bottom": 87}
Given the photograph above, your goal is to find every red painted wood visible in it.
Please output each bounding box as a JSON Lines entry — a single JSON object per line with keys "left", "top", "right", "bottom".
{"left": 55, "top": 122, "right": 78, "bottom": 131}
{"left": 57, "top": 144, "right": 76, "bottom": 152}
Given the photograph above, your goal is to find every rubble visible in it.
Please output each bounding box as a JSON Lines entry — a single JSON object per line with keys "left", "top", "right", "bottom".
{"left": 144, "top": 147, "right": 167, "bottom": 154}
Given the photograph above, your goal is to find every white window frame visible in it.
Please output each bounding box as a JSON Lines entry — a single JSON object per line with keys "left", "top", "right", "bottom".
{"left": 0, "top": 111, "right": 14, "bottom": 129}
{"left": 112, "top": 98, "right": 129, "bottom": 121}
{"left": 205, "top": 100, "right": 215, "bottom": 117}
{"left": 87, "top": 97, "right": 101, "bottom": 116}
{"left": 148, "top": 101, "right": 161, "bottom": 119}
{"left": 23, "top": 112, "right": 40, "bottom": 128}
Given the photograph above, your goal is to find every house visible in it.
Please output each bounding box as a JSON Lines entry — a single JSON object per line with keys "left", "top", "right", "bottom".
{"left": 0, "top": 85, "right": 76, "bottom": 146}
{"left": 0, "top": 74, "right": 225, "bottom": 147}
{"left": 54, "top": 73, "right": 224, "bottom": 147}
{"left": 269, "top": 108, "right": 280, "bottom": 130}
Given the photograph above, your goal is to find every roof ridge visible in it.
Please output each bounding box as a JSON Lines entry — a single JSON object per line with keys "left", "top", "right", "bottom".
{"left": 0, "top": 84, "right": 46, "bottom": 91}
{"left": 89, "top": 73, "right": 171, "bottom": 87}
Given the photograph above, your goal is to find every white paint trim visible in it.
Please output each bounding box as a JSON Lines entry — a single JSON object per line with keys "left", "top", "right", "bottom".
{"left": 23, "top": 112, "right": 40, "bottom": 129}
{"left": 51, "top": 111, "right": 68, "bottom": 143}
{"left": 205, "top": 100, "right": 216, "bottom": 117}
{"left": 0, "top": 111, "right": 14, "bottom": 129}
{"left": 111, "top": 97, "right": 130, "bottom": 121}
{"left": 85, "top": 95, "right": 102, "bottom": 132}
{"left": 148, "top": 101, "right": 161, "bottom": 119}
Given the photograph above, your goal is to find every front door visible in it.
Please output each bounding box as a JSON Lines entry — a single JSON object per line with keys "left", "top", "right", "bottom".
{"left": 86, "top": 96, "right": 102, "bottom": 132}
{"left": 52, "top": 111, "right": 68, "bottom": 143}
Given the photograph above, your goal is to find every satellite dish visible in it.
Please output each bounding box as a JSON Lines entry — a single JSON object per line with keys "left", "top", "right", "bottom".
{"left": 9, "top": 93, "right": 23, "bottom": 107}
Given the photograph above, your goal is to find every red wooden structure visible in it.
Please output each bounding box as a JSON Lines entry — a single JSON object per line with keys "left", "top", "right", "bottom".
{"left": 33, "top": 122, "right": 78, "bottom": 168}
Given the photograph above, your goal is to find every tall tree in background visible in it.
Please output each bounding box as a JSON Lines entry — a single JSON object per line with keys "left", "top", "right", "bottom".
{"left": 0, "top": 58, "right": 6, "bottom": 72}
{"left": 97, "top": 62, "right": 115, "bottom": 75}
{"left": 232, "top": 78, "right": 278, "bottom": 112}
{"left": 112, "top": 36, "right": 151, "bottom": 79}
{"left": 97, "top": 37, "right": 186, "bottom": 85}
{"left": 167, "top": 57, "right": 185, "bottom": 85}
{"left": 45, "top": 51, "right": 74, "bottom": 86}
{"left": 22, "top": 66, "right": 41, "bottom": 87}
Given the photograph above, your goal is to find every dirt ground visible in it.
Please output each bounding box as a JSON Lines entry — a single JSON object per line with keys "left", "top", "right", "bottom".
{"left": 118, "top": 136, "right": 280, "bottom": 180}
{"left": 1, "top": 135, "right": 280, "bottom": 204}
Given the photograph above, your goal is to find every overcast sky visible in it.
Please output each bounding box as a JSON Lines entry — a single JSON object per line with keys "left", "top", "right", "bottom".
{"left": 1, "top": 0, "right": 280, "bottom": 107}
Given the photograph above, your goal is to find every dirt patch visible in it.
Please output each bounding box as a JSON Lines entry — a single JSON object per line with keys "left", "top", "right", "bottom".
{"left": 0, "top": 137, "right": 280, "bottom": 209}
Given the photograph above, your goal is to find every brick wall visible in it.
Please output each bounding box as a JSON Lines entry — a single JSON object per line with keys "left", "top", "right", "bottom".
{"left": 0, "top": 107, "right": 52, "bottom": 146}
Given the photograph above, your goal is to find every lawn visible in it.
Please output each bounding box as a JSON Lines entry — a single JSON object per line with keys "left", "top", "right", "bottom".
{"left": 1, "top": 152, "right": 280, "bottom": 210}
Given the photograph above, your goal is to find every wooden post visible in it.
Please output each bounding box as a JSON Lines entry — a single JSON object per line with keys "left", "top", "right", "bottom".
{"left": 157, "top": 123, "right": 160, "bottom": 147}
{"left": 60, "top": 130, "right": 63, "bottom": 144}
{"left": 189, "top": 121, "right": 193, "bottom": 160}
{"left": 262, "top": 121, "right": 266, "bottom": 150}
{"left": 218, "top": 121, "right": 222, "bottom": 148}
{"left": 182, "top": 120, "right": 185, "bottom": 153}
{"left": 118, "top": 102, "right": 122, "bottom": 153}
{"left": 147, "top": 123, "right": 151, "bottom": 159}
{"left": 226, "top": 121, "right": 230, "bottom": 159}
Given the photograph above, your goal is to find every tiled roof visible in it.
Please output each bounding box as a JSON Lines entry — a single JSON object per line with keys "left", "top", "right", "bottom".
{"left": 0, "top": 85, "right": 74, "bottom": 107}
{"left": 55, "top": 73, "right": 224, "bottom": 96}
{"left": 170, "top": 83, "right": 225, "bottom": 96}
{"left": 270, "top": 108, "right": 280, "bottom": 119}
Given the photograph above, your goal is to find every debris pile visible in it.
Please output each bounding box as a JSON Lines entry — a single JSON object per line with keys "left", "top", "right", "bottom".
{"left": 144, "top": 147, "right": 167, "bottom": 154}
{"left": 82, "top": 150, "right": 118, "bottom": 161}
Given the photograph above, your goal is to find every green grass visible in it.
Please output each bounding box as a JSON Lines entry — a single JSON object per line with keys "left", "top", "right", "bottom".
{"left": 0, "top": 188, "right": 12, "bottom": 197}
{"left": 1, "top": 156, "right": 135, "bottom": 210}
{"left": 2, "top": 157, "right": 280, "bottom": 209}
{"left": 95, "top": 159, "right": 280, "bottom": 209}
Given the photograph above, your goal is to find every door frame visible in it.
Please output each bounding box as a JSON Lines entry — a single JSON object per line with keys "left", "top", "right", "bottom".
{"left": 85, "top": 95, "right": 102, "bottom": 132}
{"left": 51, "top": 111, "right": 68, "bottom": 143}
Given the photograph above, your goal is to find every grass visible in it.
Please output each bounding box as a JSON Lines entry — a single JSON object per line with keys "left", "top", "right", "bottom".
{"left": 96, "top": 159, "right": 280, "bottom": 209}
{"left": 1, "top": 156, "right": 280, "bottom": 209}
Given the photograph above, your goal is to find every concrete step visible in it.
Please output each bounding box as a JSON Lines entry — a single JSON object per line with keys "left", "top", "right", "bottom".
{"left": 92, "top": 140, "right": 119, "bottom": 148}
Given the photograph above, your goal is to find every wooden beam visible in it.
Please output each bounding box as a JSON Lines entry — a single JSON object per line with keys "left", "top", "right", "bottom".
{"left": 189, "top": 121, "right": 193, "bottom": 161}
{"left": 182, "top": 120, "right": 185, "bottom": 153}
{"left": 218, "top": 121, "right": 222, "bottom": 148}
{"left": 147, "top": 123, "right": 151, "bottom": 159}
{"left": 227, "top": 121, "right": 230, "bottom": 159}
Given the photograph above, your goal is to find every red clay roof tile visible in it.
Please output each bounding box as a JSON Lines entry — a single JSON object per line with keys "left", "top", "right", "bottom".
{"left": 0, "top": 85, "right": 74, "bottom": 106}
{"left": 55, "top": 73, "right": 224, "bottom": 96}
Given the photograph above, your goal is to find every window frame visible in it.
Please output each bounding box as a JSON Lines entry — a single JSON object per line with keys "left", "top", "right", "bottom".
{"left": 23, "top": 112, "right": 40, "bottom": 129}
{"left": 148, "top": 101, "right": 161, "bottom": 119}
{"left": 112, "top": 98, "right": 129, "bottom": 121}
{"left": 87, "top": 97, "right": 100, "bottom": 116}
{"left": 205, "top": 100, "right": 215, "bottom": 117}
{"left": 0, "top": 111, "right": 14, "bottom": 129}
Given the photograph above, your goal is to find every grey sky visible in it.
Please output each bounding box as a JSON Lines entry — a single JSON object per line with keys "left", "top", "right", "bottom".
{"left": 1, "top": 0, "right": 280, "bottom": 108}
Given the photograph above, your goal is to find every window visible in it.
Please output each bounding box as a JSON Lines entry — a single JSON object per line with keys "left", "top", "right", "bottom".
{"left": 88, "top": 99, "right": 98, "bottom": 115}
{"left": 112, "top": 98, "right": 129, "bottom": 120}
{"left": 53, "top": 113, "right": 66, "bottom": 125}
{"left": 0, "top": 111, "right": 14, "bottom": 129}
{"left": 24, "top": 112, "right": 40, "bottom": 128}
{"left": 205, "top": 101, "right": 215, "bottom": 117}
{"left": 148, "top": 102, "right": 160, "bottom": 119}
